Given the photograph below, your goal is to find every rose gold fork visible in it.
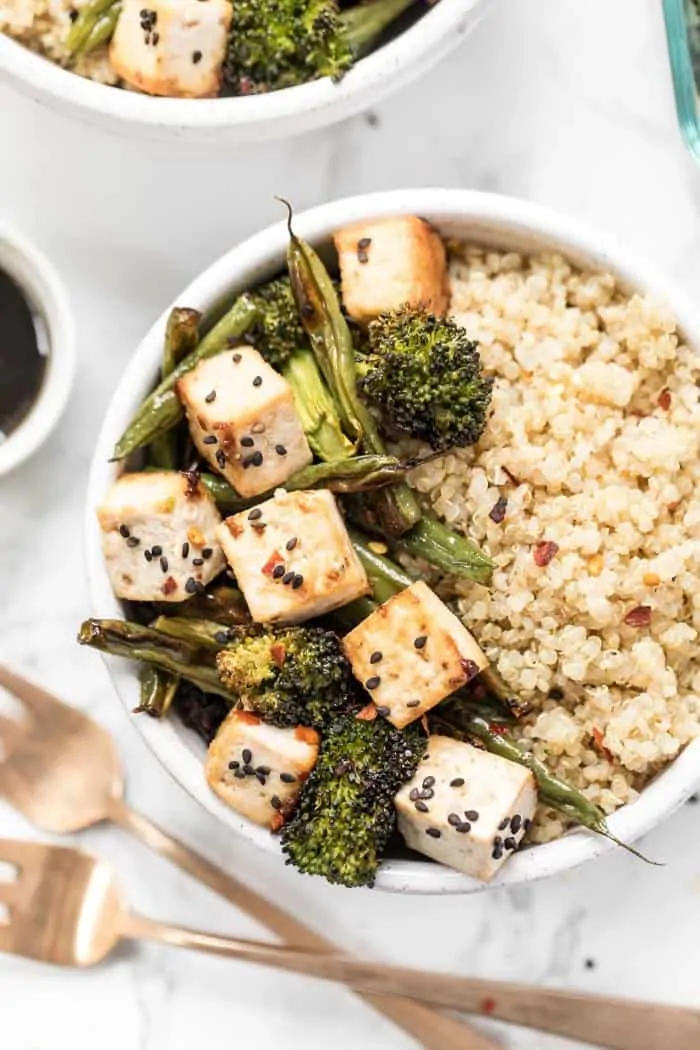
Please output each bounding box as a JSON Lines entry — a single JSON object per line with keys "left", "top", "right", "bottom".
{"left": 0, "top": 664, "right": 496, "bottom": 1050}
{"left": 1, "top": 837, "right": 699, "bottom": 1050}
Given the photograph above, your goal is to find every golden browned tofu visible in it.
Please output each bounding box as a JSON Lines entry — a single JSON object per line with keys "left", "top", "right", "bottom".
{"left": 206, "top": 710, "right": 319, "bottom": 830}
{"left": 216, "top": 489, "right": 369, "bottom": 624}
{"left": 334, "top": 216, "right": 449, "bottom": 325}
{"left": 342, "top": 581, "right": 488, "bottom": 728}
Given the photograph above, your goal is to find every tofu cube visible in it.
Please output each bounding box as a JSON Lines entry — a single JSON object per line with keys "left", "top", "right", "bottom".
{"left": 206, "top": 710, "right": 319, "bottom": 830}
{"left": 334, "top": 216, "right": 449, "bottom": 326}
{"left": 342, "top": 581, "right": 488, "bottom": 729}
{"left": 216, "top": 489, "right": 369, "bottom": 624}
{"left": 110, "top": 0, "right": 232, "bottom": 99}
{"left": 395, "top": 736, "right": 537, "bottom": 882}
{"left": 97, "top": 471, "right": 226, "bottom": 602}
{"left": 177, "top": 347, "right": 312, "bottom": 500}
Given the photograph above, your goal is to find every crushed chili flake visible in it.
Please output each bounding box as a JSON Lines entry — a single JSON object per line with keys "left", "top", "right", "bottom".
{"left": 162, "top": 576, "right": 178, "bottom": 596}
{"left": 270, "top": 643, "right": 286, "bottom": 667}
{"left": 261, "top": 550, "right": 284, "bottom": 576}
{"left": 269, "top": 812, "right": 285, "bottom": 833}
{"left": 501, "top": 466, "right": 521, "bottom": 486}
{"left": 592, "top": 727, "right": 614, "bottom": 763}
{"left": 488, "top": 723, "right": 509, "bottom": 736}
{"left": 658, "top": 388, "right": 672, "bottom": 411}
{"left": 624, "top": 605, "right": 652, "bottom": 628}
{"left": 481, "top": 997, "right": 496, "bottom": 1015}
{"left": 533, "top": 541, "right": 559, "bottom": 567}
{"left": 356, "top": 703, "right": 378, "bottom": 722}
{"left": 489, "top": 495, "right": 508, "bottom": 524}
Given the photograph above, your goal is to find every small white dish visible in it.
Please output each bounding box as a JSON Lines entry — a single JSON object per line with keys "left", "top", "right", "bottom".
{"left": 86, "top": 188, "right": 700, "bottom": 893}
{"left": 0, "top": 226, "right": 75, "bottom": 477}
{"left": 0, "top": 0, "right": 491, "bottom": 144}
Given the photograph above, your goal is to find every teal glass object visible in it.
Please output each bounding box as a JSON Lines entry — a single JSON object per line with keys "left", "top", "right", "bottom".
{"left": 664, "top": 0, "right": 700, "bottom": 159}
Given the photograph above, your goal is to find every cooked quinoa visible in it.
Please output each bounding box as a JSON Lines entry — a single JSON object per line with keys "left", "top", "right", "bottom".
{"left": 404, "top": 246, "right": 700, "bottom": 843}
{"left": 0, "top": 0, "right": 119, "bottom": 84}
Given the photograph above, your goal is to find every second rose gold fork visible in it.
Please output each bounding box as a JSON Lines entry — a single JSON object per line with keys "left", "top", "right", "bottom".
{"left": 0, "top": 663, "right": 498, "bottom": 1050}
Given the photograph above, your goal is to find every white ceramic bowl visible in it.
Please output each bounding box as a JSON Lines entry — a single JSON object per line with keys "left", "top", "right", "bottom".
{"left": 86, "top": 188, "right": 700, "bottom": 893}
{"left": 0, "top": 226, "right": 75, "bottom": 477}
{"left": 0, "top": 0, "right": 491, "bottom": 144}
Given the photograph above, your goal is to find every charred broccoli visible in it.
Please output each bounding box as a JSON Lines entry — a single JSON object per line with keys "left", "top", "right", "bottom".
{"left": 224, "top": 0, "right": 419, "bottom": 95}
{"left": 216, "top": 625, "right": 357, "bottom": 729}
{"left": 356, "top": 304, "right": 494, "bottom": 452}
{"left": 281, "top": 710, "right": 427, "bottom": 887}
{"left": 245, "top": 276, "right": 308, "bottom": 370}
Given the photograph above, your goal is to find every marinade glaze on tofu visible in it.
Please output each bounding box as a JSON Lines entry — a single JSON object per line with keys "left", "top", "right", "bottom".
{"left": 177, "top": 347, "right": 312, "bottom": 499}
{"left": 342, "top": 581, "right": 488, "bottom": 728}
{"left": 97, "top": 471, "right": 226, "bottom": 601}
{"left": 110, "top": 0, "right": 233, "bottom": 98}
{"left": 334, "top": 215, "right": 450, "bottom": 325}
{"left": 206, "top": 710, "right": 320, "bottom": 830}
{"left": 395, "top": 736, "right": 537, "bottom": 881}
{"left": 216, "top": 489, "right": 370, "bottom": 624}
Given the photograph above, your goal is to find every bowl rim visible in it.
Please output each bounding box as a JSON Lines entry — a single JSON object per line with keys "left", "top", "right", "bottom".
{"left": 86, "top": 187, "right": 700, "bottom": 893}
{"left": 0, "top": 0, "right": 490, "bottom": 139}
{"left": 0, "top": 225, "right": 75, "bottom": 477}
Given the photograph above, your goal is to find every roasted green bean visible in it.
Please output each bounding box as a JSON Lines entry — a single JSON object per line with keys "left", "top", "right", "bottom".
{"left": 65, "top": 0, "right": 118, "bottom": 54}
{"left": 135, "top": 664, "right": 179, "bottom": 718}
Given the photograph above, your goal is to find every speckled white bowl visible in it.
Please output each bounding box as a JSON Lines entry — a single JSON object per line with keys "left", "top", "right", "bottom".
{"left": 0, "top": 0, "right": 491, "bottom": 144}
{"left": 86, "top": 188, "right": 700, "bottom": 892}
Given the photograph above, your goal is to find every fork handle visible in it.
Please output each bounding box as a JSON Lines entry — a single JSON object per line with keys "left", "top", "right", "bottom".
{"left": 122, "top": 911, "right": 700, "bottom": 1050}
{"left": 107, "top": 798, "right": 497, "bottom": 1050}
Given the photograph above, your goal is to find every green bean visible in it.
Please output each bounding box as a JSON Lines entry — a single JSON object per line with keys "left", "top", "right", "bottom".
{"left": 77, "top": 1, "right": 121, "bottom": 54}
{"left": 66, "top": 0, "right": 117, "bottom": 54}
{"left": 148, "top": 308, "right": 201, "bottom": 470}
{"left": 152, "top": 584, "right": 251, "bottom": 626}
{"left": 348, "top": 529, "right": 415, "bottom": 604}
{"left": 113, "top": 295, "right": 258, "bottom": 461}
{"left": 399, "top": 516, "right": 495, "bottom": 587}
{"left": 283, "top": 347, "right": 355, "bottom": 460}
{"left": 135, "top": 664, "right": 179, "bottom": 718}
{"left": 152, "top": 616, "right": 230, "bottom": 651}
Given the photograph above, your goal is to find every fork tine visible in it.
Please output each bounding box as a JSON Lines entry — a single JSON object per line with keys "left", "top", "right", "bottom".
{"left": 0, "top": 665, "right": 58, "bottom": 715}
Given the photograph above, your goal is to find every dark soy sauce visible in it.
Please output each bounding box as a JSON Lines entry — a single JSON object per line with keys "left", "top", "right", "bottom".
{"left": 0, "top": 268, "right": 48, "bottom": 438}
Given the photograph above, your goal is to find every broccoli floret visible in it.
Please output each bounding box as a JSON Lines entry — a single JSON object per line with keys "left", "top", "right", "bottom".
{"left": 356, "top": 304, "right": 494, "bottom": 452}
{"left": 281, "top": 711, "right": 427, "bottom": 887}
{"left": 215, "top": 625, "right": 357, "bottom": 729}
{"left": 245, "top": 276, "right": 308, "bottom": 370}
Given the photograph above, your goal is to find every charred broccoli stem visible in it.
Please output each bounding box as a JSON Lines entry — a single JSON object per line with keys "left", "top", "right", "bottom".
{"left": 281, "top": 710, "right": 427, "bottom": 887}
{"left": 356, "top": 304, "right": 493, "bottom": 452}
{"left": 216, "top": 625, "right": 358, "bottom": 729}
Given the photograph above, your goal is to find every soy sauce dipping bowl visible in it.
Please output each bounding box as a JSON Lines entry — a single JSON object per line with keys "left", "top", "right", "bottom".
{"left": 86, "top": 189, "right": 700, "bottom": 893}
{"left": 0, "top": 227, "right": 75, "bottom": 476}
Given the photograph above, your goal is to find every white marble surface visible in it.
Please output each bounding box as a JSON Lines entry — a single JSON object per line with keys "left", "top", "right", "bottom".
{"left": 2, "top": 1, "right": 700, "bottom": 1047}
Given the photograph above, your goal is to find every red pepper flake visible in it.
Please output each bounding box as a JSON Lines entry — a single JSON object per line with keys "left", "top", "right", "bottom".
{"left": 356, "top": 703, "right": 378, "bottom": 722}
{"left": 481, "top": 997, "right": 496, "bottom": 1015}
{"left": 270, "top": 643, "right": 286, "bottom": 667}
{"left": 624, "top": 605, "right": 652, "bottom": 628}
{"left": 592, "top": 727, "right": 614, "bottom": 763}
{"left": 488, "top": 723, "right": 509, "bottom": 736}
{"left": 533, "top": 541, "right": 559, "bottom": 567}
{"left": 261, "top": 550, "right": 284, "bottom": 576}
{"left": 502, "top": 466, "right": 521, "bottom": 486}
{"left": 489, "top": 495, "right": 508, "bottom": 524}
{"left": 161, "top": 576, "right": 178, "bottom": 596}
{"left": 658, "top": 388, "right": 672, "bottom": 411}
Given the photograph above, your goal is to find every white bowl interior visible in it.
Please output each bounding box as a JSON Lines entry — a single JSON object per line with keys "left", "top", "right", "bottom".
{"left": 86, "top": 188, "right": 700, "bottom": 892}
{"left": 0, "top": 227, "right": 75, "bottom": 477}
{"left": 0, "top": 0, "right": 491, "bottom": 143}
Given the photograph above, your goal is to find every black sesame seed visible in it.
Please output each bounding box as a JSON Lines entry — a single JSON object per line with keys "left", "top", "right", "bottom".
{"left": 465, "top": 810, "right": 479, "bottom": 822}
{"left": 406, "top": 700, "right": 421, "bottom": 708}
{"left": 248, "top": 507, "right": 262, "bottom": 520}
{"left": 492, "top": 847, "right": 503, "bottom": 860}
{"left": 415, "top": 800, "right": 429, "bottom": 813}
{"left": 216, "top": 449, "right": 227, "bottom": 469}
{"left": 215, "top": 631, "right": 230, "bottom": 644}
{"left": 192, "top": 49, "right": 202, "bottom": 64}
{"left": 369, "top": 651, "right": 383, "bottom": 664}
{"left": 422, "top": 776, "right": 436, "bottom": 789}
{"left": 144, "top": 550, "right": 153, "bottom": 562}
{"left": 493, "top": 836, "right": 503, "bottom": 848}
{"left": 203, "top": 435, "right": 217, "bottom": 445}
{"left": 241, "top": 436, "right": 255, "bottom": 448}
{"left": 68, "top": 7, "right": 78, "bottom": 21}
{"left": 419, "top": 788, "right": 434, "bottom": 800}
{"left": 252, "top": 375, "right": 262, "bottom": 387}
{"left": 192, "top": 557, "right": 204, "bottom": 566}
{"left": 357, "top": 249, "right": 369, "bottom": 264}
{"left": 228, "top": 760, "right": 240, "bottom": 770}
{"left": 376, "top": 705, "right": 390, "bottom": 717}
{"left": 523, "top": 818, "right": 532, "bottom": 832}
{"left": 498, "top": 817, "right": 510, "bottom": 831}
{"left": 242, "top": 749, "right": 252, "bottom": 764}
{"left": 232, "top": 352, "right": 242, "bottom": 363}
{"left": 272, "top": 564, "right": 285, "bottom": 579}
{"left": 182, "top": 542, "right": 190, "bottom": 558}
{"left": 233, "top": 770, "right": 246, "bottom": 779}
{"left": 185, "top": 577, "right": 197, "bottom": 594}
{"left": 456, "top": 822, "right": 471, "bottom": 834}
{"left": 160, "top": 556, "right": 168, "bottom": 573}
{"left": 408, "top": 788, "right": 420, "bottom": 802}
{"left": 151, "top": 30, "right": 159, "bottom": 44}
{"left": 414, "top": 635, "right": 427, "bottom": 649}
{"left": 285, "top": 537, "right": 298, "bottom": 551}
{"left": 450, "top": 778, "right": 465, "bottom": 788}
{"left": 365, "top": 676, "right": 380, "bottom": 690}
{"left": 282, "top": 571, "right": 295, "bottom": 585}
{"left": 585, "top": 958, "right": 596, "bottom": 970}
{"left": 243, "top": 764, "right": 255, "bottom": 776}
{"left": 358, "top": 237, "right": 372, "bottom": 250}
{"left": 126, "top": 536, "right": 140, "bottom": 548}
{"left": 202, "top": 548, "right": 213, "bottom": 559}
{"left": 292, "top": 574, "right": 304, "bottom": 589}
{"left": 270, "top": 795, "right": 282, "bottom": 811}
{"left": 251, "top": 451, "right": 263, "bottom": 466}
{"left": 504, "top": 837, "right": 517, "bottom": 851}
{"left": 275, "top": 444, "right": 287, "bottom": 456}
{"left": 119, "top": 524, "right": 130, "bottom": 538}
{"left": 426, "top": 828, "right": 441, "bottom": 839}
{"left": 447, "top": 813, "right": 462, "bottom": 827}
{"left": 510, "top": 814, "right": 522, "bottom": 834}
{"left": 195, "top": 580, "right": 206, "bottom": 595}
{"left": 256, "top": 771, "right": 267, "bottom": 785}
{"left": 280, "top": 772, "right": 296, "bottom": 784}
